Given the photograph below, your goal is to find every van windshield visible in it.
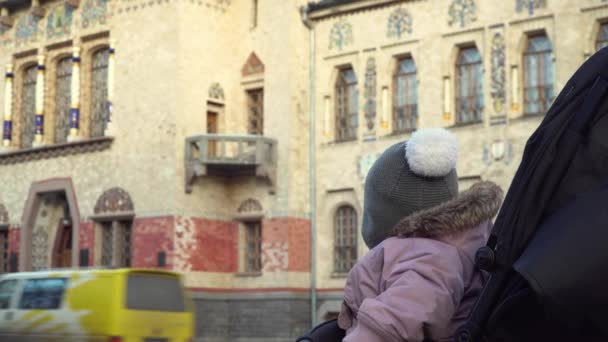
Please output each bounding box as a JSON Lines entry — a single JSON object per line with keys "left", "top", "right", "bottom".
{"left": 126, "top": 273, "right": 186, "bottom": 312}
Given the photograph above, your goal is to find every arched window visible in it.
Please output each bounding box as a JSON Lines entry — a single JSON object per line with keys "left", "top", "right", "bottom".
{"left": 455, "top": 47, "right": 483, "bottom": 124}
{"left": 334, "top": 205, "right": 357, "bottom": 274}
{"left": 335, "top": 68, "right": 358, "bottom": 142}
{"left": 54, "top": 57, "right": 72, "bottom": 144}
{"left": 20, "top": 65, "right": 37, "bottom": 148}
{"left": 90, "top": 48, "right": 109, "bottom": 138}
{"left": 393, "top": 57, "right": 417, "bottom": 133}
{"left": 596, "top": 22, "right": 608, "bottom": 52}
{"left": 523, "top": 34, "right": 554, "bottom": 116}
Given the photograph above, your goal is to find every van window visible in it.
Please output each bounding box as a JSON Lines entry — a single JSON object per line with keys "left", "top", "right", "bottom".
{"left": 0, "top": 280, "right": 17, "bottom": 309}
{"left": 126, "top": 274, "right": 185, "bottom": 312}
{"left": 18, "top": 278, "right": 67, "bottom": 310}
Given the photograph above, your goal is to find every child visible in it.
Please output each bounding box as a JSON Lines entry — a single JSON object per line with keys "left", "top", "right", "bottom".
{"left": 337, "top": 128, "right": 503, "bottom": 342}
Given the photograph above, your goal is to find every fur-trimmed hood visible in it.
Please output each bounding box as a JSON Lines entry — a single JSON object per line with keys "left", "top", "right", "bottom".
{"left": 392, "top": 181, "right": 504, "bottom": 239}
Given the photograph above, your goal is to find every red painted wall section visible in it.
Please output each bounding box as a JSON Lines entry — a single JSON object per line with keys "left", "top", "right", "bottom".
{"left": 8, "top": 227, "right": 19, "bottom": 253}
{"left": 174, "top": 217, "right": 238, "bottom": 273}
{"left": 287, "top": 218, "right": 310, "bottom": 272}
{"left": 78, "top": 221, "right": 95, "bottom": 266}
{"left": 262, "top": 218, "right": 311, "bottom": 272}
{"left": 132, "top": 216, "right": 175, "bottom": 269}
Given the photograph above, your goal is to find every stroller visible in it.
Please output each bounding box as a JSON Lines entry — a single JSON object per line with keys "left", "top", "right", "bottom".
{"left": 298, "top": 47, "right": 608, "bottom": 342}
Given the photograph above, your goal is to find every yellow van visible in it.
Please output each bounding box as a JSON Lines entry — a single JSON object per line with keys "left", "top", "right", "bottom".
{"left": 0, "top": 268, "right": 194, "bottom": 342}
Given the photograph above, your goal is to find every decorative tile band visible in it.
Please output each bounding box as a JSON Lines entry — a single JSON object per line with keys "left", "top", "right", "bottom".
{"left": 34, "top": 115, "right": 44, "bottom": 135}
{"left": 2, "top": 120, "right": 11, "bottom": 140}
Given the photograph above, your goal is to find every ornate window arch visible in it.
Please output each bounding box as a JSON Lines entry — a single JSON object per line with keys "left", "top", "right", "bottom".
{"left": 334, "top": 205, "right": 357, "bottom": 274}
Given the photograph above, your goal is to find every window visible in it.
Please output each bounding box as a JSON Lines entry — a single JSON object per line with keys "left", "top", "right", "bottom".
{"left": 247, "top": 88, "right": 264, "bottom": 135}
{"left": 100, "top": 221, "right": 132, "bottom": 267}
{"left": 126, "top": 273, "right": 185, "bottom": 312}
{"left": 524, "top": 34, "right": 554, "bottom": 116}
{"left": 20, "top": 65, "right": 37, "bottom": 148}
{"left": 244, "top": 221, "right": 262, "bottom": 273}
{"left": 18, "top": 278, "right": 67, "bottom": 310}
{"left": 597, "top": 23, "right": 608, "bottom": 52}
{"left": 335, "top": 68, "right": 358, "bottom": 141}
{"left": 334, "top": 205, "right": 357, "bottom": 274}
{"left": 455, "top": 47, "right": 483, "bottom": 124}
{"left": 0, "top": 229, "right": 7, "bottom": 273}
{"left": 393, "top": 57, "right": 418, "bottom": 133}
{"left": 90, "top": 48, "right": 109, "bottom": 138}
{"left": 54, "top": 57, "right": 72, "bottom": 144}
{"left": 0, "top": 280, "right": 17, "bottom": 309}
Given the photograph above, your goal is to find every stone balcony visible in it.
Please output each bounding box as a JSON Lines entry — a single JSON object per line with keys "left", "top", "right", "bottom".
{"left": 184, "top": 134, "right": 277, "bottom": 193}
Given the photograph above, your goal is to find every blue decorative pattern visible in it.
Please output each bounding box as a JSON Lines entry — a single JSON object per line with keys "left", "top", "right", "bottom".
{"left": 490, "top": 32, "right": 506, "bottom": 114}
{"left": 70, "top": 108, "right": 80, "bottom": 129}
{"left": 15, "top": 14, "right": 41, "bottom": 42}
{"left": 35, "top": 115, "right": 44, "bottom": 135}
{"left": 329, "top": 20, "right": 353, "bottom": 50}
{"left": 448, "top": 0, "right": 477, "bottom": 28}
{"left": 516, "top": 0, "right": 546, "bottom": 15}
{"left": 3, "top": 121, "right": 12, "bottom": 140}
{"left": 47, "top": 3, "right": 74, "bottom": 39}
{"left": 387, "top": 7, "right": 412, "bottom": 39}
{"left": 82, "top": 0, "right": 108, "bottom": 28}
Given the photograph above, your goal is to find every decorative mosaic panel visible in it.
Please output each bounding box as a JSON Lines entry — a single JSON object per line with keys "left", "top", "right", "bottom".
{"left": 0, "top": 204, "right": 8, "bottom": 225}
{"left": 31, "top": 228, "right": 49, "bottom": 271}
{"left": 208, "top": 82, "right": 225, "bottom": 101}
{"left": 54, "top": 58, "right": 72, "bottom": 143}
{"left": 241, "top": 53, "right": 264, "bottom": 77}
{"left": 516, "top": 0, "right": 546, "bottom": 15}
{"left": 448, "top": 0, "right": 477, "bottom": 28}
{"left": 491, "top": 31, "right": 506, "bottom": 115}
{"left": 20, "top": 66, "right": 37, "bottom": 149}
{"left": 329, "top": 20, "right": 353, "bottom": 50}
{"left": 15, "top": 14, "right": 41, "bottom": 43}
{"left": 90, "top": 48, "right": 109, "bottom": 138}
{"left": 387, "top": 7, "right": 412, "bottom": 39}
{"left": 47, "top": 3, "right": 74, "bottom": 39}
{"left": 363, "top": 57, "right": 376, "bottom": 133}
{"left": 94, "top": 187, "right": 134, "bottom": 214}
{"left": 81, "top": 0, "right": 108, "bottom": 29}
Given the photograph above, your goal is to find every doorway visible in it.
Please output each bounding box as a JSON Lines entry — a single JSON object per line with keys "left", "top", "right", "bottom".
{"left": 53, "top": 222, "right": 72, "bottom": 268}
{"left": 207, "top": 111, "right": 219, "bottom": 158}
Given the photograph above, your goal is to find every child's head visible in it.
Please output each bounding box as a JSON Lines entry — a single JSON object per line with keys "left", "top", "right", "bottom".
{"left": 362, "top": 128, "right": 459, "bottom": 249}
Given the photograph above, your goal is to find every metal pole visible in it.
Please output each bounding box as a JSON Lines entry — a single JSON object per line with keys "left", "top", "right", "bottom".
{"left": 301, "top": 5, "right": 317, "bottom": 328}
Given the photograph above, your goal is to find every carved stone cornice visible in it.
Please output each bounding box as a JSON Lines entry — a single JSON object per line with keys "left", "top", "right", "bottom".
{"left": 0, "top": 136, "right": 113, "bottom": 165}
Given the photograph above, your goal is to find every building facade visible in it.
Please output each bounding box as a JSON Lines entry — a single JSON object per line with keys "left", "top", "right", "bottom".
{"left": 0, "top": 0, "right": 607, "bottom": 341}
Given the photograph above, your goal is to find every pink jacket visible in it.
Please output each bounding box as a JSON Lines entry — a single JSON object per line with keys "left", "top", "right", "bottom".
{"left": 338, "top": 182, "right": 503, "bottom": 342}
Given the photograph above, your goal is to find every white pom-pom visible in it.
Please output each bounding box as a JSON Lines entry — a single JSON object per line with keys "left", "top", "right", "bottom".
{"left": 405, "top": 128, "right": 458, "bottom": 177}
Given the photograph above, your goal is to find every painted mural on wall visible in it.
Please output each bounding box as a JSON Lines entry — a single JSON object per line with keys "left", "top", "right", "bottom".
{"left": 15, "top": 13, "right": 42, "bottom": 44}
{"left": 329, "top": 20, "right": 353, "bottom": 50}
{"left": 81, "top": 0, "right": 108, "bottom": 28}
{"left": 47, "top": 3, "right": 75, "bottom": 39}
{"left": 491, "top": 31, "right": 506, "bottom": 115}
{"left": 387, "top": 7, "right": 412, "bottom": 39}
{"left": 363, "top": 57, "right": 377, "bottom": 136}
{"left": 448, "top": 0, "right": 477, "bottom": 28}
{"left": 516, "top": 0, "right": 547, "bottom": 15}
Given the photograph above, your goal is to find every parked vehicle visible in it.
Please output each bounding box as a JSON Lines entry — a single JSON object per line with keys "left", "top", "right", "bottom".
{"left": 0, "top": 268, "right": 194, "bottom": 341}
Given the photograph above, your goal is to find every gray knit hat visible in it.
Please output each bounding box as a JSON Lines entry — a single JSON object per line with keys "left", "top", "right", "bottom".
{"left": 362, "top": 128, "right": 459, "bottom": 249}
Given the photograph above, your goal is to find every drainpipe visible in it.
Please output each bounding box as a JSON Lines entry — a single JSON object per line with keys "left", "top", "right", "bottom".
{"left": 301, "top": 4, "right": 317, "bottom": 328}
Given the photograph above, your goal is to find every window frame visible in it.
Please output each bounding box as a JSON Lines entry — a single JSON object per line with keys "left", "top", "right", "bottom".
{"left": 243, "top": 220, "right": 262, "bottom": 273}
{"left": 393, "top": 56, "right": 418, "bottom": 134}
{"left": 523, "top": 33, "right": 554, "bottom": 116}
{"left": 246, "top": 88, "right": 264, "bottom": 135}
{"left": 333, "top": 205, "right": 358, "bottom": 274}
{"left": 455, "top": 46, "right": 484, "bottom": 125}
{"left": 0, "top": 279, "right": 18, "bottom": 309}
{"left": 17, "top": 277, "right": 67, "bottom": 310}
{"left": 596, "top": 22, "right": 608, "bottom": 52}
{"left": 335, "top": 68, "right": 359, "bottom": 142}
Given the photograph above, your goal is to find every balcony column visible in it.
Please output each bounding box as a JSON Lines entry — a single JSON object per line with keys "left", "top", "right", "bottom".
{"left": 105, "top": 39, "right": 115, "bottom": 136}
{"left": 33, "top": 55, "right": 45, "bottom": 147}
{"left": 68, "top": 46, "right": 81, "bottom": 142}
{"left": 2, "top": 64, "right": 14, "bottom": 149}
